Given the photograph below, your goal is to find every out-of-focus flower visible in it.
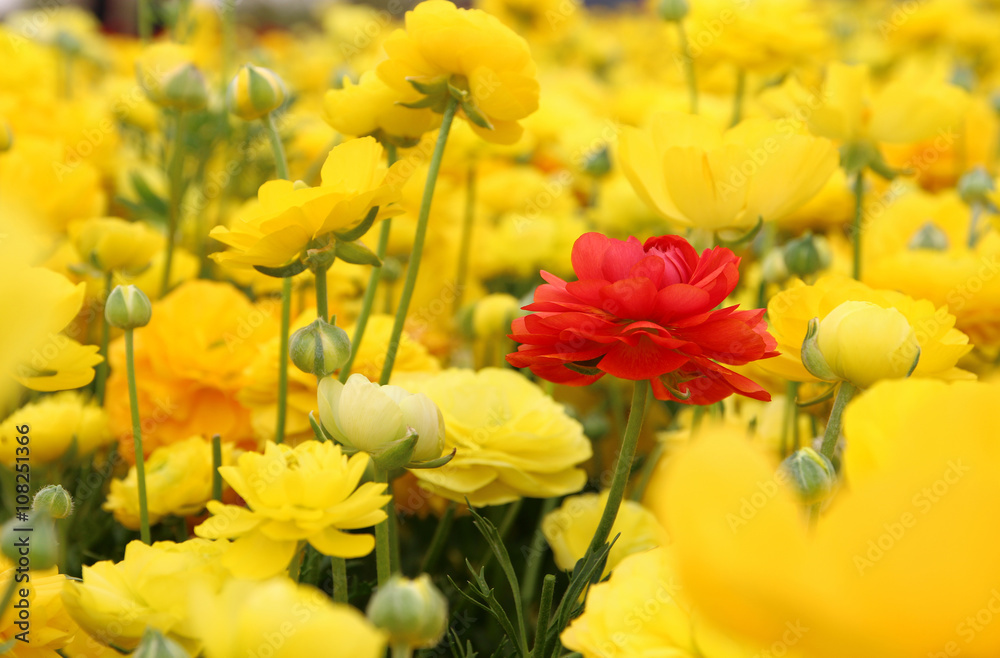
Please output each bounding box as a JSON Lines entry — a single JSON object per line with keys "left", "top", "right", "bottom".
{"left": 471, "top": 293, "right": 521, "bottom": 338}
{"left": 318, "top": 373, "right": 445, "bottom": 465}
{"left": 808, "top": 62, "right": 969, "bottom": 145}
{"left": 135, "top": 43, "right": 208, "bottom": 111}
{"left": 227, "top": 64, "right": 287, "bottom": 121}
{"left": 69, "top": 217, "right": 163, "bottom": 274}
{"left": 649, "top": 382, "right": 1000, "bottom": 658}
{"left": 61, "top": 540, "right": 229, "bottom": 653}
{"left": 619, "top": 112, "right": 837, "bottom": 232}
{"left": 543, "top": 492, "right": 662, "bottom": 576}
{"left": 476, "top": 0, "right": 582, "bottom": 42}
{"left": 508, "top": 232, "right": 778, "bottom": 405}
{"left": 0, "top": 391, "right": 111, "bottom": 466}
{"left": 209, "top": 137, "right": 408, "bottom": 269}
{"left": 104, "top": 436, "right": 230, "bottom": 529}
{"left": 105, "top": 281, "right": 277, "bottom": 462}
{"left": 192, "top": 577, "right": 386, "bottom": 658}
{"left": 324, "top": 70, "right": 437, "bottom": 142}
{"left": 194, "top": 440, "right": 390, "bottom": 579}
{"left": 398, "top": 368, "right": 592, "bottom": 506}
{"left": 762, "top": 275, "right": 973, "bottom": 384}
{"left": 2, "top": 557, "right": 77, "bottom": 655}
{"left": 376, "top": 0, "right": 540, "bottom": 144}
{"left": 561, "top": 547, "right": 749, "bottom": 658}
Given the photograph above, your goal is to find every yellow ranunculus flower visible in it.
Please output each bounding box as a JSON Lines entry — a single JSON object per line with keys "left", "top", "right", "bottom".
{"left": 209, "top": 136, "right": 408, "bottom": 269}
{"left": 103, "top": 436, "right": 231, "bottom": 529}
{"left": 561, "top": 547, "right": 753, "bottom": 658}
{"left": 650, "top": 382, "right": 1000, "bottom": 658}
{"left": 619, "top": 112, "right": 837, "bottom": 232}
{"left": 69, "top": 217, "right": 164, "bottom": 274}
{"left": 2, "top": 558, "right": 77, "bottom": 655}
{"left": 61, "top": 540, "right": 228, "bottom": 653}
{"left": 808, "top": 62, "right": 969, "bottom": 144}
{"left": 324, "top": 70, "right": 438, "bottom": 141}
{"left": 0, "top": 391, "right": 111, "bottom": 466}
{"left": 376, "top": 0, "right": 540, "bottom": 145}
{"left": 762, "top": 275, "right": 973, "bottom": 384}
{"left": 542, "top": 492, "right": 662, "bottom": 576}
{"left": 809, "top": 300, "right": 921, "bottom": 388}
{"left": 397, "top": 368, "right": 592, "bottom": 506}
{"left": 194, "top": 440, "right": 390, "bottom": 579}
{"left": 191, "top": 577, "right": 386, "bottom": 658}
{"left": 471, "top": 293, "right": 521, "bottom": 338}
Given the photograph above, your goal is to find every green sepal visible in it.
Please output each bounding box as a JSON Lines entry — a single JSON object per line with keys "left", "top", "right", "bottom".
{"left": 801, "top": 317, "right": 838, "bottom": 381}
{"left": 333, "top": 205, "right": 379, "bottom": 242}
{"left": 460, "top": 98, "right": 494, "bottom": 130}
{"left": 407, "top": 448, "right": 457, "bottom": 470}
{"left": 371, "top": 432, "right": 418, "bottom": 470}
{"left": 253, "top": 260, "right": 308, "bottom": 278}
{"left": 334, "top": 240, "right": 382, "bottom": 266}
{"left": 716, "top": 215, "right": 763, "bottom": 248}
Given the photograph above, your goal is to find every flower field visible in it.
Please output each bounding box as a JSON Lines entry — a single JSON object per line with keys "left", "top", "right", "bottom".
{"left": 1, "top": 0, "right": 998, "bottom": 656}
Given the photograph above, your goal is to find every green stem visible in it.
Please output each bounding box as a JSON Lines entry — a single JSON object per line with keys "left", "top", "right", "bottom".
{"left": 160, "top": 111, "right": 186, "bottom": 298}
{"left": 586, "top": 380, "right": 649, "bottom": 556}
{"left": 629, "top": 439, "right": 665, "bottom": 502}
{"left": 288, "top": 541, "right": 305, "bottom": 582}
{"left": 315, "top": 261, "right": 329, "bottom": 323}
{"left": 138, "top": 0, "right": 153, "bottom": 42}
{"left": 379, "top": 96, "right": 460, "bottom": 386}
{"left": 211, "top": 434, "right": 222, "bottom": 501}
{"left": 520, "top": 497, "right": 558, "bottom": 610}
{"left": 264, "top": 112, "right": 289, "bottom": 181}
{"left": 852, "top": 169, "right": 864, "bottom": 280}
{"left": 454, "top": 162, "right": 477, "bottom": 313}
{"left": 676, "top": 21, "right": 698, "bottom": 114}
{"left": 420, "top": 500, "right": 456, "bottom": 573}
{"left": 125, "top": 329, "right": 151, "bottom": 544}
{"left": 531, "top": 574, "right": 556, "bottom": 657}
{"left": 819, "top": 382, "right": 856, "bottom": 462}
{"left": 968, "top": 202, "right": 983, "bottom": 249}
{"left": 780, "top": 380, "right": 800, "bottom": 458}
{"left": 374, "top": 465, "right": 392, "bottom": 586}
{"left": 94, "top": 272, "right": 114, "bottom": 405}
{"left": 331, "top": 557, "right": 348, "bottom": 603}
{"left": 730, "top": 68, "right": 746, "bottom": 127}
{"left": 0, "top": 569, "right": 17, "bottom": 618}
{"left": 275, "top": 277, "right": 292, "bottom": 443}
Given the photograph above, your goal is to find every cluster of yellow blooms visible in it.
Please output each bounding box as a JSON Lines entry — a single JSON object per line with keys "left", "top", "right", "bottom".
{"left": 1, "top": 0, "right": 999, "bottom": 656}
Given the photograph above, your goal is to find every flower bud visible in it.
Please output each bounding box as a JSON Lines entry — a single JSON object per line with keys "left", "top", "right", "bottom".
{"left": 761, "top": 248, "right": 789, "bottom": 284}
{"left": 2, "top": 512, "right": 59, "bottom": 570}
{"left": 781, "top": 447, "right": 836, "bottom": 505}
{"left": 289, "top": 318, "right": 351, "bottom": 378}
{"left": 581, "top": 145, "right": 612, "bottom": 178}
{"left": 366, "top": 574, "right": 448, "bottom": 650}
{"left": 33, "top": 484, "right": 74, "bottom": 519}
{"left": 657, "top": 0, "right": 689, "bottom": 21}
{"left": 907, "top": 220, "right": 950, "bottom": 251}
{"left": 137, "top": 44, "right": 207, "bottom": 111}
{"left": 957, "top": 166, "right": 995, "bottom": 207}
{"left": 227, "top": 64, "right": 288, "bottom": 121}
{"left": 161, "top": 64, "right": 209, "bottom": 112}
{"left": 318, "top": 374, "right": 445, "bottom": 464}
{"left": 0, "top": 118, "right": 13, "bottom": 153}
{"left": 472, "top": 293, "right": 521, "bottom": 339}
{"left": 783, "top": 232, "right": 831, "bottom": 278}
{"left": 105, "top": 285, "right": 153, "bottom": 330}
{"left": 806, "top": 301, "right": 921, "bottom": 388}
{"left": 132, "top": 628, "right": 191, "bottom": 658}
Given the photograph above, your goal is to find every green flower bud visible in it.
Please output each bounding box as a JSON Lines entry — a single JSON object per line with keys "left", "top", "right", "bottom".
{"left": 53, "top": 30, "right": 83, "bottom": 57}
{"left": 289, "top": 318, "right": 351, "bottom": 378}
{"left": 160, "top": 64, "right": 208, "bottom": 112}
{"left": 761, "top": 248, "right": 790, "bottom": 284}
{"left": 957, "top": 166, "right": 995, "bottom": 207}
{"left": 105, "top": 284, "right": 152, "bottom": 330}
{"left": 33, "top": 485, "right": 74, "bottom": 519}
{"left": 227, "top": 64, "right": 288, "bottom": 121}
{"left": 581, "top": 145, "right": 612, "bottom": 178}
{"left": 781, "top": 447, "right": 837, "bottom": 505}
{"left": 2, "top": 512, "right": 59, "bottom": 570}
{"left": 657, "top": 0, "right": 689, "bottom": 22}
{"left": 367, "top": 574, "right": 449, "bottom": 650}
{"left": 132, "top": 628, "right": 191, "bottom": 658}
{"left": 783, "top": 232, "right": 831, "bottom": 278}
{"left": 908, "top": 221, "right": 950, "bottom": 251}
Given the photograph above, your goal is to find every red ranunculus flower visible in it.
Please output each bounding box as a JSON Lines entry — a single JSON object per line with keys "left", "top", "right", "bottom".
{"left": 507, "top": 232, "right": 779, "bottom": 404}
